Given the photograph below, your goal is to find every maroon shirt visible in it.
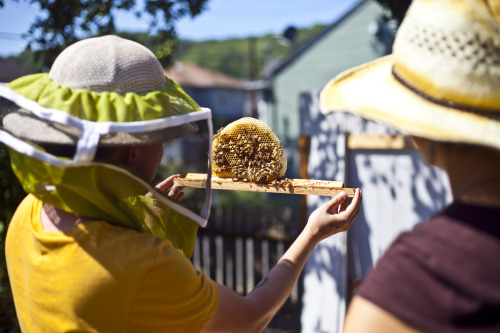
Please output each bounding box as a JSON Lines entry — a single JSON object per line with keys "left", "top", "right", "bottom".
{"left": 357, "top": 202, "right": 500, "bottom": 333}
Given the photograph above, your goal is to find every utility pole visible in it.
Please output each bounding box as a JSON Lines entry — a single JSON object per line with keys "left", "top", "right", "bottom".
{"left": 248, "top": 37, "right": 258, "bottom": 118}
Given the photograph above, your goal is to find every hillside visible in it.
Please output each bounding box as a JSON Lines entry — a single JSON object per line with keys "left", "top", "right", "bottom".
{"left": 173, "top": 24, "right": 327, "bottom": 79}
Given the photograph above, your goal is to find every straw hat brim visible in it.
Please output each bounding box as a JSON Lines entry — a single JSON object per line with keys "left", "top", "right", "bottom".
{"left": 319, "top": 55, "right": 500, "bottom": 150}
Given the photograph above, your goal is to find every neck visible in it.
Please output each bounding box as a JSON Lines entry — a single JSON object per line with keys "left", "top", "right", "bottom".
{"left": 451, "top": 176, "right": 500, "bottom": 207}
{"left": 444, "top": 152, "right": 500, "bottom": 208}
{"left": 41, "top": 204, "right": 89, "bottom": 232}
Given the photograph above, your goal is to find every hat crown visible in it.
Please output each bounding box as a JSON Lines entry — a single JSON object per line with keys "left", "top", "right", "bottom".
{"left": 392, "top": 0, "right": 500, "bottom": 111}
{"left": 49, "top": 35, "right": 166, "bottom": 94}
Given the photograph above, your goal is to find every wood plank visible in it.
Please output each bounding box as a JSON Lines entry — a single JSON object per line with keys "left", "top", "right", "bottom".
{"left": 174, "top": 173, "right": 355, "bottom": 197}
{"left": 347, "top": 134, "right": 415, "bottom": 150}
{"left": 298, "top": 134, "right": 310, "bottom": 228}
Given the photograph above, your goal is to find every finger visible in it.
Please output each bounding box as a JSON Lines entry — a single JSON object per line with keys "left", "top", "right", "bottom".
{"left": 338, "top": 194, "right": 349, "bottom": 213}
{"left": 175, "top": 192, "right": 184, "bottom": 201}
{"left": 156, "top": 174, "right": 181, "bottom": 192}
{"left": 168, "top": 184, "right": 184, "bottom": 197}
{"left": 326, "top": 191, "right": 347, "bottom": 214}
{"left": 343, "top": 188, "right": 362, "bottom": 217}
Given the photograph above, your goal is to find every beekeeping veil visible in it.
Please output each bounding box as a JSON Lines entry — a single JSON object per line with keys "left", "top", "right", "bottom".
{"left": 0, "top": 35, "right": 213, "bottom": 258}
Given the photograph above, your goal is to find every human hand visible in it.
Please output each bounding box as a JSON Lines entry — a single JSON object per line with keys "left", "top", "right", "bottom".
{"left": 154, "top": 174, "right": 185, "bottom": 201}
{"left": 305, "top": 188, "right": 362, "bottom": 242}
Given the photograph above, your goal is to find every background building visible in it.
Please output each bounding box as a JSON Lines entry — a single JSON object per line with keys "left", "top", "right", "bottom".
{"left": 263, "top": 0, "right": 393, "bottom": 178}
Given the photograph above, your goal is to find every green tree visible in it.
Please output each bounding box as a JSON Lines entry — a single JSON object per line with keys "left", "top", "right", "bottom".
{"left": 0, "top": 0, "right": 209, "bottom": 68}
{"left": 0, "top": 146, "right": 25, "bottom": 332}
{"left": 375, "top": 0, "right": 412, "bottom": 25}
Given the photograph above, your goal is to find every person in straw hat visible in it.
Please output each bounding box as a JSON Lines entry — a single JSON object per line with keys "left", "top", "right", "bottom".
{"left": 0, "top": 35, "right": 362, "bottom": 332}
{"left": 320, "top": 0, "right": 500, "bottom": 332}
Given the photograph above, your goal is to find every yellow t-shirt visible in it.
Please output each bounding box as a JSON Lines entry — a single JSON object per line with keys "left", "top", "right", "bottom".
{"left": 5, "top": 195, "right": 219, "bottom": 332}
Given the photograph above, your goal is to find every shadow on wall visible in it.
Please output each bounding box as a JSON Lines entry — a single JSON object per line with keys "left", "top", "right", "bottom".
{"left": 346, "top": 149, "right": 451, "bottom": 280}
{"left": 410, "top": 153, "right": 451, "bottom": 220}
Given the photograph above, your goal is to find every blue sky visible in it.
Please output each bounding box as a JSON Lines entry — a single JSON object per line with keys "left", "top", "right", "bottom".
{"left": 0, "top": 0, "right": 359, "bottom": 57}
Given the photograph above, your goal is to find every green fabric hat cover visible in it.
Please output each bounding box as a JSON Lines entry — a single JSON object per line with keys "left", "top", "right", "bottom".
{"left": 0, "top": 73, "right": 213, "bottom": 258}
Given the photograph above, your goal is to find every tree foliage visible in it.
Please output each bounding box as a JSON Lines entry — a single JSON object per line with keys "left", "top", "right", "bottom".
{"left": 375, "top": 0, "right": 412, "bottom": 25}
{"left": 0, "top": 0, "right": 209, "bottom": 68}
{"left": 0, "top": 146, "right": 25, "bottom": 332}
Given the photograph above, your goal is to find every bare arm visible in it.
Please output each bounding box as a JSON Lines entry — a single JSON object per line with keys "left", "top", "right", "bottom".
{"left": 203, "top": 189, "right": 362, "bottom": 333}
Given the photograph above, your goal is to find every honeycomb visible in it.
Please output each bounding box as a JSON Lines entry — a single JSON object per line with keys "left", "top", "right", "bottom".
{"left": 212, "top": 117, "right": 287, "bottom": 182}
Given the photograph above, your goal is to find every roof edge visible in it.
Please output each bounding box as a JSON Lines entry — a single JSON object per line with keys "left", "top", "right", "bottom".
{"left": 268, "top": 0, "right": 370, "bottom": 77}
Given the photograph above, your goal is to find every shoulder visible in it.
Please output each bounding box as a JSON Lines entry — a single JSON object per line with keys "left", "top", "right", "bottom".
{"left": 10, "top": 194, "right": 41, "bottom": 223}
{"left": 353, "top": 203, "right": 500, "bottom": 332}
{"left": 7, "top": 194, "right": 43, "bottom": 247}
{"left": 344, "top": 296, "right": 424, "bottom": 333}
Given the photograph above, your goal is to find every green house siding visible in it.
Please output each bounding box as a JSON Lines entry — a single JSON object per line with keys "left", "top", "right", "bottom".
{"left": 268, "top": 0, "right": 388, "bottom": 176}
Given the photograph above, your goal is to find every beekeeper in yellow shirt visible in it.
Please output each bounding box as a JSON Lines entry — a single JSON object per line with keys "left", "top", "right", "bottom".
{"left": 1, "top": 35, "right": 361, "bottom": 332}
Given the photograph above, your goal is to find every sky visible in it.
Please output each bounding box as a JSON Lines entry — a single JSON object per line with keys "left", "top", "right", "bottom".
{"left": 0, "top": 0, "right": 359, "bottom": 57}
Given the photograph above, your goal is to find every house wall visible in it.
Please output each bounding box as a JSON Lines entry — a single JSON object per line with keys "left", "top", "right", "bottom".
{"left": 184, "top": 87, "right": 247, "bottom": 126}
{"left": 268, "top": 0, "right": 388, "bottom": 177}
{"left": 0, "top": 58, "right": 27, "bottom": 82}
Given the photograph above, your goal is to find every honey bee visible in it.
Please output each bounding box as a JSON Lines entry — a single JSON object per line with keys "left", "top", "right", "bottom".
{"left": 212, "top": 118, "right": 287, "bottom": 182}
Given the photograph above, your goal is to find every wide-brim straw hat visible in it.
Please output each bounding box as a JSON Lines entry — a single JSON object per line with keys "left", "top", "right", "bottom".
{"left": 319, "top": 0, "right": 500, "bottom": 151}
{"left": 1, "top": 35, "right": 199, "bottom": 146}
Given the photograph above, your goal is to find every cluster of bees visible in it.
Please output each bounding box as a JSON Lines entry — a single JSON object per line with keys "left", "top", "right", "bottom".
{"left": 212, "top": 119, "right": 287, "bottom": 183}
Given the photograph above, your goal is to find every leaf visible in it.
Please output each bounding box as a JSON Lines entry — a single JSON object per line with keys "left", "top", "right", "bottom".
{"left": 6, "top": 0, "right": 209, "bottom": 68}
